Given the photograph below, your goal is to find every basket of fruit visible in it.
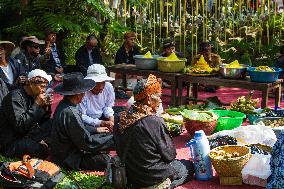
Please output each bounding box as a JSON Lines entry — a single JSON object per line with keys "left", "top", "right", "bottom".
{"left": 180, "top": 110, "right": 218, "bottom": 137}
{"left": 157, "top": 53, "right": 186, "bottom": 73}
{"left": 134, "top": 51, "right": 161, "bottom": 70}
{"left": 247, "top": 66, "right": 282, "bottom": 83}
{"left": 219, "top": 60, "right": 248, "bottom": 79}
{"left": 211, "top": 110, "right": 246, "bottom": 132}
{"left": 209, "top": 145, "right": 252, "bottom": 177}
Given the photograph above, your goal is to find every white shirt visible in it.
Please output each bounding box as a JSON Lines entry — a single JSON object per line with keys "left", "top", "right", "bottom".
{"left": 0, "top": 64, "right": 14, "bottom": 84}
{"left": 78, "top": 82, "right": 115, "bottom": 127}
{"left": 88, "top": 49, "right": 93, "bottom": 65}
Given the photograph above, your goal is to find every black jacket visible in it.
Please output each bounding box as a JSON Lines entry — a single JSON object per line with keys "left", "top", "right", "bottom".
{"left": 0, "top": 78, "right": 9, "bottom": 105}
{"left": 0, "top": 57, "right": 25, "bottom": 90}
{"left": 114, "top": 45, "right": 140, "bottom": 64}
{"left": 51, "top": 98, "right": 113, "bottom": 169}
{"left": 114, "top": 115, "right": 176, "bottom": 188}
{"left": 0, "top": 89, "right": 49, "bottom": 148}
{"left": 75, "top": 45, "right": 102, "bottom": 75}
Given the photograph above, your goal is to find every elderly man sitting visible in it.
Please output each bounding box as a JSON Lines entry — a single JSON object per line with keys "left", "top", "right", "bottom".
{"left": 78, "top": 64, "right": 115, "bottom": 133}
{"left": 51, "top": 72, "right": 114, "bottom": 170}
{"left": 114, "top": 74, "right": 194, "bottom": 189}
{"left": 0, "top": 69, "right": 52, "bottom": 158}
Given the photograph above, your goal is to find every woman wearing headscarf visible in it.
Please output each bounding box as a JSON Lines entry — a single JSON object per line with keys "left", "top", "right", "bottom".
{"left": 114, "top": 74, "right": 194, "bottom": 189}
{"left": 0, "top": 41, "right": 26, "bottom": 90}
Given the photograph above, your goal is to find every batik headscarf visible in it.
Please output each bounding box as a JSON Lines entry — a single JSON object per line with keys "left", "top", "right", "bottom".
{"left": 119, "top": 74, "right": 162, "bottom": 133}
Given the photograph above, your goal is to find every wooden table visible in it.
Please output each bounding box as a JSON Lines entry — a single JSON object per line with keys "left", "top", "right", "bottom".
{"left": 107, "top": 64, "right": 182, "bottom": 105}
{"left": 177, "top": 75, "right": 283, "bottom": 108}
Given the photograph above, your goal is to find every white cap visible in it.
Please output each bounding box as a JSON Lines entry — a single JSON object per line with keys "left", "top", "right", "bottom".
{"left": 28, "top": 69, "right": 52, "bottom": 82}
{"left": 85, "top": 64, "right": 114, "bottom": 82}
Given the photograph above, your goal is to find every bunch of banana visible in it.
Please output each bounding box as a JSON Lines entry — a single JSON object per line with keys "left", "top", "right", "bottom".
{"left": 230, "top": 92, "right": 259, "bottom": 114}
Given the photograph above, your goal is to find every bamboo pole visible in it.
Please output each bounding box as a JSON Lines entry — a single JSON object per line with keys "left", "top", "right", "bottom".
{"left": 191, "top": 0, "right": 194, "bottom": 59}
{"left": 180, "top": 0, "right": 182, "bottom": 52}
{"left": 196, "top": 0, "right": 198, "bottom": 55}
{"left": 202, "top": 0, "right": 205, "bottom": 41}
{"left": 205, "top": 0, "right": 208, "bottom": 41}
{"left": 184, "top": 0, "right": 187, "bottom": 55}
{"left": 167, "top": 0, "right": 169, "bottom": 38}
{"left": 154, "top": 1, "right": 156, "bottom": 52}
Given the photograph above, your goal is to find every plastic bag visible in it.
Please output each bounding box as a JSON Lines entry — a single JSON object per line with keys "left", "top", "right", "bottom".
{"left": 209, "top": 125, "right": 277, "bottom": 147}
{"left": 241, "top": 154, "right": 271, "bottom": 187}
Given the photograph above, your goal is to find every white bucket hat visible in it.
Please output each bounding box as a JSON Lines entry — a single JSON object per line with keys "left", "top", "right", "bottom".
{"left": 85, "top": 64, "right": 114, "bottom": 82}
{"left": 28, "top": 69, "right": 52, "bottom": 83}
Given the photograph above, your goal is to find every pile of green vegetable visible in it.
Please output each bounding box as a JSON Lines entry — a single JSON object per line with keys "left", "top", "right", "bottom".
{"left": 230, "top": 91, "right": 259, "bottom": 114}
{"left": 180, "top": 110, "right": 217, "bottom": 122}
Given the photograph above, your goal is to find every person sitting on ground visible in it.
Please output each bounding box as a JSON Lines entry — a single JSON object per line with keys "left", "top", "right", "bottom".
{"left": 14, "top": 36, "right": 51, "bottom": 74}
{"left": 41, "top": 30, "right": 65, "bottom": 81}
{"left": 0, "top": 69, "right": 53, "bottom": 159}
{"left": 75, "top": 34, "right": 102, "bottom": 75}
{"left": 78, "top": 64, "right": 115, "bottom": 132}
{"left": 114, "top": 74, "right": 194, "bottom": 189}
{"left": 51, "top": 72, "right": 114, "bottom": 170}
{"left": 0, "top": 41, "right": 26, "bottom": 90}
{"left": 114, "top": 31, "right": 140, "bottom": 65}
{"left": 161, "top": 39, "right": 183, "bottom": 58}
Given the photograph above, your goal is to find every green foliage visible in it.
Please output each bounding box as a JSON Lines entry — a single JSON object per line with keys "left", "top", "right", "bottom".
{"left": 0, "top": 0, "right": 127, "bottom": 65}
{"left": 55, "top": 172, "right": 113, "bottom": 189}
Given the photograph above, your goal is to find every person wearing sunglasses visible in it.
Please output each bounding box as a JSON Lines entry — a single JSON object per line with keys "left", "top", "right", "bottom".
{"left": 14, "top": 36, "right": 51, "bottom": 75}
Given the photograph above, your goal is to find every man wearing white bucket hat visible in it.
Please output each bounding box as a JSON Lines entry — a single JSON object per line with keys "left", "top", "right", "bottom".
{"left": 0, "top": 69, "right": 53, "bottom": 159}
{"left": 78, "top": 64, "right": 115, "bottom": 132}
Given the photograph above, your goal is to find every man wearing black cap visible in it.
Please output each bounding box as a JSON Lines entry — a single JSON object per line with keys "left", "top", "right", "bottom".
{"left": 14, "top": 36, "right": 51, "bottom": 74}
{"left": 51, "top": 72, "right": 114, "bottom": 170}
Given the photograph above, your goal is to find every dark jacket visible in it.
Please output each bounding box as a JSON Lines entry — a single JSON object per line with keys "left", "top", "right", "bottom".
{"left": 114, "top": 45, "right": 140, "bottom": 64}
{"left": 41, "top": 43, "right": 65, "bottom": 74}
{"left": 14, "top": 50, "right": 48, "bottom": 73}
{"left": 114, "top": 115, "right": 176, "bottom": 188}
{"left": 0, "top": 89, "right": 49, "bottom": 148}
{"left": 0, "top": 57, "right": 25, "bottom": 90}
{"left": 75, "top": 45, "right": 102, "bottom": 75}
{"left": 0, "top": 78, "right": 9, "bottom": 105}
{"left": 51, "top": 98, "right": 113, "bottom": 169}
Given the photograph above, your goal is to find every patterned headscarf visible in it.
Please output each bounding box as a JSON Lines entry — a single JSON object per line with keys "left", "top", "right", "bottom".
{"left": 119, "top": 74, "right": 162, "bottom": 133}
{"left": 133, "top": 74, "right": 162, "bottom": 101}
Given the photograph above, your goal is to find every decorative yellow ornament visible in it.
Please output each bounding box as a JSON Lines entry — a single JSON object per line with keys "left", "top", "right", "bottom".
{"left": 226, "top": 60, "right": 243, "bottom": 68}
{"left": 143, "top": 51, "right": 153, "bottom": 58}
{"left": 164, "top": 52, "right": 180, "bottom": 61}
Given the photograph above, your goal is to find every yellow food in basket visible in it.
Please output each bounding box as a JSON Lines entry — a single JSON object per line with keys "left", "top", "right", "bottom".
{"left": 226, "top": 60, "right": 243, "bottom": 68}
{"left": 193, "top": 55, "right": 213, "bottom": 73}
{"left": 164, "top": 52, "right": 180, "bottom": 61}
{"left": 255, "top": 66, "right": 275, "bottom": 72}
{"left": 143, "top": 51, "right": 153, "bottom": 58}
{"left": 210, "top": 150, "right": 240, "bottom": 159}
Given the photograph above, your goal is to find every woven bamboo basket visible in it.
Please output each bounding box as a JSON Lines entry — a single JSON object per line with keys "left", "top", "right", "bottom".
{"left": 209, "top": 145, "right": 251, "bottom": 177}
{"left": 183, "top": 111, "right": 218, "bottom": 137}
{"left": 157, "top": 57, "right": 186, "bottom": 73}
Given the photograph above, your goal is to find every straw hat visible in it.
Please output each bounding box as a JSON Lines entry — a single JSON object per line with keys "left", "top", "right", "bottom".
{"left": 0, "top": 41, "right": 15, "bottom": 55}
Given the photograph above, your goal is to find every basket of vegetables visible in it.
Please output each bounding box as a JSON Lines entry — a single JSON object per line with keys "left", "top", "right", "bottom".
{"left": 181, "top": 110, "right": 218, "bottom": 137}
{"left": 247, "top": 66, "right": 282, "bottom": 83}
{"left": 157, "top": 53, "right": 186, "bottom": 73}
{"left": 161, "top": 113, "right": 184, "bottom": 137}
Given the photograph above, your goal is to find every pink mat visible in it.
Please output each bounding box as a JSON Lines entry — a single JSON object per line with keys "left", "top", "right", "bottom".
{"left": 51, "top": 86, "right": 282, "bottom": 188}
